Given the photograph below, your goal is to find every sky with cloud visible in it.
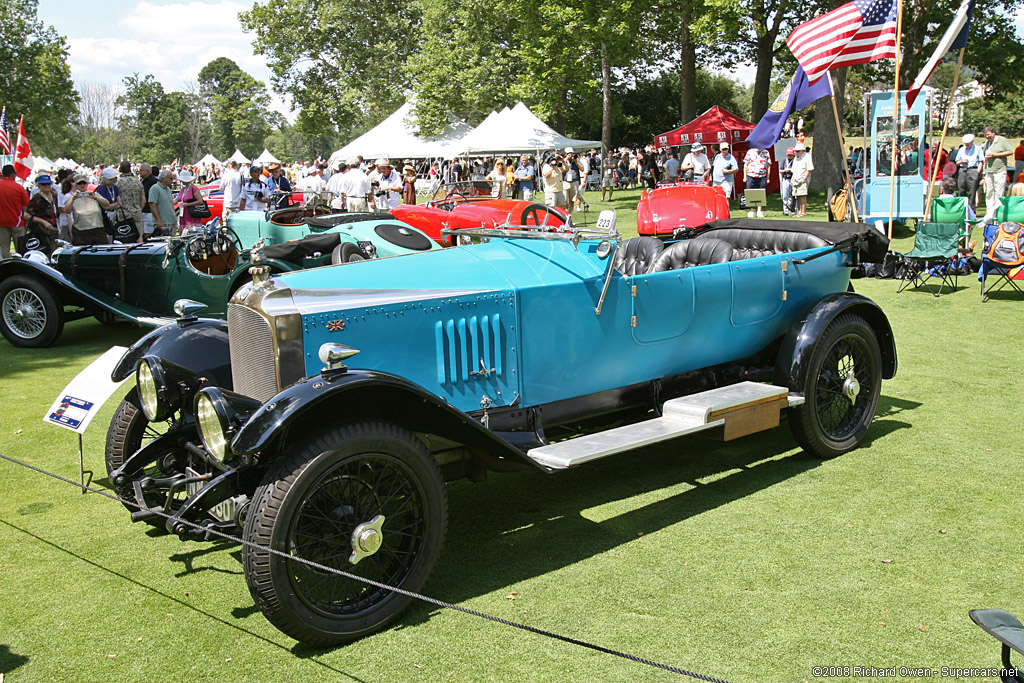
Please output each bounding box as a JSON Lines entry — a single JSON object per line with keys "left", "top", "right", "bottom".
{"left": 34, "top": 0, "right": 1024, "bottom": 123}
{"left": 37, "top": 0, "right": 291, "bottom": 116}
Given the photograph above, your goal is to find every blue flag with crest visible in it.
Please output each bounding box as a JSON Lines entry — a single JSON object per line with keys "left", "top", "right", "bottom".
{"left": 745, "top": 66, "right": 833, "bottom": 150}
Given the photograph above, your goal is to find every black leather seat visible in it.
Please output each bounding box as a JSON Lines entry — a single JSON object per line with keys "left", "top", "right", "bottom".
{"left": 615, "top": 236, "right": 665, "bottom": 276}
{"left": 648, "top": 238, "right": 734, "bottom": 272}
{"left": 695, "top": 228, "right": 827, "bottom": 260}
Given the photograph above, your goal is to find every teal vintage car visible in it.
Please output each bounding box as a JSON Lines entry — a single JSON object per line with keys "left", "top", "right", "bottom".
{"left": 0, "top": 217, "right": 439, "bottom": 348}
{"left": 227, "top": 205, "right": 439, "bottom": 262}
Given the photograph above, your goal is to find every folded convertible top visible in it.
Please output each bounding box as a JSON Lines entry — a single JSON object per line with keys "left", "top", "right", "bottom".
{"left": 692, "top": 219, "right": 890, "bottom": 263}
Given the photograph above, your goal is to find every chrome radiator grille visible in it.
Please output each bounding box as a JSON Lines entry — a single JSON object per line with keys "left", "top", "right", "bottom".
{"left": 228, "top": 303, "right": 279, "bottom": 402}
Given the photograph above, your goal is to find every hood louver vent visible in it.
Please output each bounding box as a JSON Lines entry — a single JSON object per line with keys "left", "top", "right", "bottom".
{"left": 434, "top": 314, "right": 504, "bottom": 385}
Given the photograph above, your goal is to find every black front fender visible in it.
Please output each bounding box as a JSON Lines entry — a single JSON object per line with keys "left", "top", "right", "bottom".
{"left": 774, "top": 292, "right": 898, "bottom": 391}
{"left": 111, "top": 318, "right": 232, "bottom": 387}
{"left": 230, "top": 369, "right": 538, "bottom": 469}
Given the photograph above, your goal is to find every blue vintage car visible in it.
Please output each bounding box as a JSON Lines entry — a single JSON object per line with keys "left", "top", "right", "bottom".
{"left": 105, "top": 212, "right": 896, "bottom": 645}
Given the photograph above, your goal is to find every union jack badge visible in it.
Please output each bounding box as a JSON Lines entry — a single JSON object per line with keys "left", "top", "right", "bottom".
{"left": 326, "top": 320, "right": 345, "bottom": 332}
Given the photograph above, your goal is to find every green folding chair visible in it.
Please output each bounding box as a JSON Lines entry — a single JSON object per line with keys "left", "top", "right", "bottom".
{"left": 930, "top": 195, "right": 980, "bottom": 248}
{"left": 896, "top": 221, "right": 964, "bottom": 296}
{"left": 969, "top": 609, "right": 1024, "bottom": 682}
{"left": 994, "top": 195, "right": 1024, "bottom": 223}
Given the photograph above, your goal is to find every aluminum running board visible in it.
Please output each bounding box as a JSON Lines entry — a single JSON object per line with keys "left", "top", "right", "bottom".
{"left": 528, "top": 382, "right": 802, "bottom": 470}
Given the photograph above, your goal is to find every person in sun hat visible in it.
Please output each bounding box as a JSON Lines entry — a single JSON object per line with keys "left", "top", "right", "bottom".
{"left": 711, "top": 142, "right": 739, "bottom": 199}
{"left": 954, "top": 133, "right": 984, "bottom": 211}
{"left": 267, "top": 162, "right": 293, "bottom": 210}
{"left": 368, "top": 158, "right": 401, "bottom": 212}
{"left": 681, "top": 142, "right": 710, "bottom": 182}
{"left": 402, "top": 164, "right": 418, "bottom": 205}
{"left": 65, "top": 172, "right": 112, "bottom": 245}
{"left": 177, "top": 169, "right": 205, "bottom": 230}
{"left": 791, "top": 142, "right": 814, "bottom": 218}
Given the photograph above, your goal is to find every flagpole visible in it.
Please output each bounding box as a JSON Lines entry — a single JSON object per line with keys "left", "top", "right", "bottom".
{"left": 887, "top": 0, "right": 904, "bottom": 239}
{"left": 923, "top": 47, "right": 966, "bottom": 222}
{"left": 828, "top": 73, "right": 859, "bottom": 222}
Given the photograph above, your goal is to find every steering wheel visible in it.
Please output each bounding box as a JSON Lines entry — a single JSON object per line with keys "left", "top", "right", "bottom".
{"left": 225, "top": 226, "right": 244, "bottom": 251}
{"left": 445, "top": 190, "right": 467, "bottom": 205}
{"left": 313, "top": 203, "right": 332, "bottom": 216}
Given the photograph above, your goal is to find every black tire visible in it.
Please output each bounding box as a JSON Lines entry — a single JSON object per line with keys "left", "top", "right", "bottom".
{"left": 104, "top": 388, "right": 184, "bottom": 522}
{"left": 242, "top": 420, "right": 447, "bottom": 646}
{"left": 0, "top": 275, "right": 64, "bottom": 348}
{"left": 789, "top": 314, "right": 882, "bottom": 458}
{"left": 331, "top": 242, "right": 368, "bottom": 265}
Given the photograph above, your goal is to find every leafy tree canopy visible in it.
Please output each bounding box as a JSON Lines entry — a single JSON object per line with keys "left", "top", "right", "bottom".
{"left": 0, "top": 0, "right": 79, "bottom": 151}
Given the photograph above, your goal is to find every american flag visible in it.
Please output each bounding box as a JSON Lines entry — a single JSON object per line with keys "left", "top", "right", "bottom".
{"left": 787, "top": 0, "right": 898, "bottom": 84}
{"left": 0, "top": 107, "right": 10, "bottom": 155}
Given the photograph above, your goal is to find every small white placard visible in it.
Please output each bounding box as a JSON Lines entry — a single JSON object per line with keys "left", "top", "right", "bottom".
{"left": 43, "top": 346, "right": 130, "bottom": 434}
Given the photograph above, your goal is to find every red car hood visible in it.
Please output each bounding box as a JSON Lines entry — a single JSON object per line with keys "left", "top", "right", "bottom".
{"left": 637, "top": 185, "right": 730, "bottom": 236}
{"left": 392, "top": 199, "right": 567, "bottom": 244}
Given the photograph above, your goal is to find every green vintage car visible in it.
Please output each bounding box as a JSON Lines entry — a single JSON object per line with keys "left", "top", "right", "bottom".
{"left": 0, "top": 216, "right": 440, "bottom": 348}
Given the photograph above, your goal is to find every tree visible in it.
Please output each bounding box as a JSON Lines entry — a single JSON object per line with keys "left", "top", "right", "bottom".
{"left": 609, "top": 70, "right": 745, "bottom": 146}
{"left": 742, "top": 0, "right": 800, "bottom": 121}
{"left": 116, "top": 74, "right": 190, "bottom": 163}
{"left": 197, "top": 57, "right": 275, "bottom": 158}
{"left": 240, "top": 0, "right": 420, "bottom": 138}
{"left": 74, "top": 81, "right": 127, "bottom": 166}
{"left": 0, "top": 0, "right": 79, "bottom": 151}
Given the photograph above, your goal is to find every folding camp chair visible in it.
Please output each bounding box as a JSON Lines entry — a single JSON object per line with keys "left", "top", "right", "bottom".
{"left": 980, "top": 222, "right": 1024, "bottom": 302}
{"left": 969, "top": 609, "right": 1024, "bottom": 682}
{"left": 993, "top": 195, "right": 1024, "bottom": 224}
{"left": 930, "top": 195, "right": 981, "bottom": 248}
{"left": 896, "top": 222, "right": 965, "bottom": 296}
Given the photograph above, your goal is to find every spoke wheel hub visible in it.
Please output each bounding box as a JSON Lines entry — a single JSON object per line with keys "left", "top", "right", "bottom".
{"left": 842, "top": 370, "right": 861, "bottom": 405}
{"left": 349, "top": 514, "right": 385, "bottom": 565}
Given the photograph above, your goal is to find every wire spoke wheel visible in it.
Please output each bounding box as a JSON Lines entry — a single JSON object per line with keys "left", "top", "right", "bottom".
{"left": 0, "top": 276, "right": 63, "bottom": 347}
{"left": 243, "top": 420, "right": 446, "bottom": 646}
{"left": 2, "top": 288, "right": 46, "bottom": 338}
{"left": 104, "top": 388, "right": 186, "bottom": 524}
{"left": 287, "top": 454, "right": 427, "bottom": 618}
{"left": 789, "top": 314, "right": 882, "bottom": 459}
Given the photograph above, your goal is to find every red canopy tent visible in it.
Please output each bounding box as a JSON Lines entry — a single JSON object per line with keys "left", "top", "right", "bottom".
{"left": 654, "top": 106, "right": 779, "bottom": 193}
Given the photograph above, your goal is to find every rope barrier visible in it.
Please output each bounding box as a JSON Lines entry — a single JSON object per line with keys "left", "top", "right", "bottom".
{"left": 0, "top": 451, "right": 735, "bottom": 683}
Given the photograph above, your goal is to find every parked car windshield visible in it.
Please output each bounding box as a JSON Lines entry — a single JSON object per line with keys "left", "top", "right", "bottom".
{"left": 431, "top": 181, "right": 498, "bottom": 203}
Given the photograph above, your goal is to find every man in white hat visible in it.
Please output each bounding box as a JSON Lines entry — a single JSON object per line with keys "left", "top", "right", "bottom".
{"left": 791, "top": 142, "right": 814, "bottom": 218}
{"left": 954, "top": 133, "right": 984, "bottom": 211}
{"left": 681, "top": 143, "right": 710, "bottom": 182}
{"left": 711, "top": 142, "right": 739, "bottom": 199}
{"left": 340, "top": 156, "right": 373, "bottom": 212}
{"left": 298, "top": 165, "right": 326, "bottom": 206}
{"left": 368, "top": 158, "right": 401, "bottom": 212}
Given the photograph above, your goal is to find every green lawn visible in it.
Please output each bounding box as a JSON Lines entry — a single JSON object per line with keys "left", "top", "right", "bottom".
{"left": 1, "top": 202, "right": 1021, "bottom": 682}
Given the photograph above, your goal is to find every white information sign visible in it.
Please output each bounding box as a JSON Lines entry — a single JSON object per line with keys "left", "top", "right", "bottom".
{"left": 43, "top": 346, "right": 130, "bottom": 434}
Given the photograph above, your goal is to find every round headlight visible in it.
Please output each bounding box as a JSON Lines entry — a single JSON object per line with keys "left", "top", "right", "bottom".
{"left": 136, "top": 361, "right": 160, "bottom": 421}
{"left": 196, "top": 393, "right": 228, "bottom": 463}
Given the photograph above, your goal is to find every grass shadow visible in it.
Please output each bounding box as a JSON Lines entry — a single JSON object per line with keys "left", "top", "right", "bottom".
{"left": 0, "top": 644, "right": 29, "bottom": 674}
{"left": 0, "top": 519, "right": 367, "bottom": 682}
{"left": 397, "top": 428, "right": 828, "bottom": 630}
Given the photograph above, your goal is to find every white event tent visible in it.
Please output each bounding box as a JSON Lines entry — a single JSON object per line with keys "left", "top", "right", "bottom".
{"left": 455, "top": 102, "right": 600, "bottom": 154}
{"left": 254, "top": 148, "right": 281, "bottom": 165}
{"left": 327, "top": 101, "right": 474, "bottom": 166}
{"left": 197, "top": 153, "right": 221, "bottom": 167}
{"left": 227, "top": 149, "right": 250, "bottom": 165}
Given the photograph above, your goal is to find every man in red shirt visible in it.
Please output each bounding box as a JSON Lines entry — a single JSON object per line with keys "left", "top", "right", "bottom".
{"left": 0, "top": 165, "right": 30, "bottom": 259}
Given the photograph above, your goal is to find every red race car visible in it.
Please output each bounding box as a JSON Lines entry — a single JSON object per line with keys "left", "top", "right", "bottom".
{"left": 391, "top": 181, "right": 568, "bottom": 245}
{"left": 637, "top": 183, "right": 731, "bottom": 238}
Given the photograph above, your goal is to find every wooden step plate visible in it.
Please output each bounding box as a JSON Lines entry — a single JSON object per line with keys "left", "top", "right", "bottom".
{"left": 664, "top": 381, "right": 789, "bottom": 441}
